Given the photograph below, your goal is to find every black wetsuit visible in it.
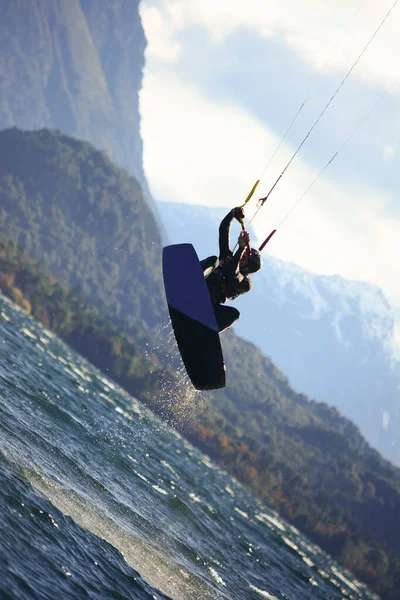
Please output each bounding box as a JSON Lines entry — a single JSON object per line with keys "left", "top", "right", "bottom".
{"left": 201, "top": 209, "right": 252, "bottom": 333}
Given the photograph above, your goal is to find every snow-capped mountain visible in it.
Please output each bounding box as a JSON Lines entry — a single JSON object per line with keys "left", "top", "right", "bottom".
{"left": 158, "top": 200, "right": 400, "bottom": 465}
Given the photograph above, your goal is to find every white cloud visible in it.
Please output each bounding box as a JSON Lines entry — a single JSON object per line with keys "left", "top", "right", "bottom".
{"left": 140, "top": 69, "right": 400, "bottom": 307}
{"left": 141, "top": 0, "right": 400, "bottom": 87}
{"left": 140, "top": 0, "right": 400, "bottom": 331}
{"left": 140, "top": 72, "right": 275, "bottom": 205}
{"left": 384, "top": 145, "right": 395, "bottom": 159}
{"left": 140, "top": 6, "right": 182, "bottom": 62}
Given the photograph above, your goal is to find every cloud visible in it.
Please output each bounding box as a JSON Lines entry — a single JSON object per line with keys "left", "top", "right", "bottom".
{"left": 140, "top": 0, "right": 400, "bottom": 325}
{"left": 140, "top": 71, "right": 277, "bottom": 205}
{"left": 140, "top": 69, "right": 400, "bottom": 307}
{"left": 140, "top": 5, "right": 182, "bottom": 61}
{"left": 141, "top": 0, "right": 400, "bottom": 87}
{"left": 383, "top": 145, "right": 395, "bottom": 159}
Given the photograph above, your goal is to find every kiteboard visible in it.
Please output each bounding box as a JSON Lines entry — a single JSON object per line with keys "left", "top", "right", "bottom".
{"left": 162, "top": 243, "right": 226, "bottom": 391}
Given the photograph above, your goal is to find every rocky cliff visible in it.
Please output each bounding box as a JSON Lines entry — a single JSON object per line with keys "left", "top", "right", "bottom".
{"left": 0, "top": 0, "right": 146, "bottom": 183}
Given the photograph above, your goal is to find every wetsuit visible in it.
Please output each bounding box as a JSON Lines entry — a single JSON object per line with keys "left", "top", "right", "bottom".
{"left": 201, "top": 209, "right": 252, "bottom": 333}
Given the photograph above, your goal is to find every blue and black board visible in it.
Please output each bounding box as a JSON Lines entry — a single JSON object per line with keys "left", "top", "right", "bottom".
{"left": 162, "top": 244, "right": 226, "bottom": 391}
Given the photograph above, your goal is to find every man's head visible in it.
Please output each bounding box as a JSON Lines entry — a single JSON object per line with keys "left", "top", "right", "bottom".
{"left": 239, "top": 248, "right": 263, "bottom": 275}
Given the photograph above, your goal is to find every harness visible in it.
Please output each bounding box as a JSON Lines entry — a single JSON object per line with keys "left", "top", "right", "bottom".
{"left": 212, "top": 256, "right": 240, "bottom": 302}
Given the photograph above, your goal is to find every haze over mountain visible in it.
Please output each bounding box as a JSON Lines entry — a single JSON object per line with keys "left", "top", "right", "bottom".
{"left": 157, "top": 200, "right": 400, "bottom": 466}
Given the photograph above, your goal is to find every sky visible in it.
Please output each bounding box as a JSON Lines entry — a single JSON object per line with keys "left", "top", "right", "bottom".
{"left": 138, "top": 0, "right": 400, "bottom": 340}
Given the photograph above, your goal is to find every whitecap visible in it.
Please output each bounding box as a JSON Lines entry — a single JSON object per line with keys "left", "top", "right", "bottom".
{"left": 189, "top": 493, "right": 201, "bottom": 503}
{"left": 160, "top": 459, "right": 180, "bottom": 479}
{"left": 225, "top": 485, "right": 235, "bottom": 497}
{"left": 249, "top": 584, "right": 277, "bottom": 599}
{"left": 234, "top": 507, "right": 249, "bottom": 520}
{"left": 255, "top": 512, "right": 286, "bottom": 532}
{"left": 281, "top": 536, "right": 299, "bottom": 552}
{"left": 301, "top": 555, "right": 314, "bottom": 568}
{"left": 133, "top": 471, "right": 149, "bottom": 483}
{"left": 208, "top": 566, "right": 225, "bottom": 586}
{"left": 20, "top": 327, "right": 37, "bottom": 340}
{"left": 331, "top": 566, "right": 365, "bottom": 594}
{"left": 99, "top": 392, "right": 116, "bottom": 405}
{"left": 152, "top": 484, "right": 168, "bottom": 496}
{"left": 115, "top": 406, "right": 133, "bottom": 421}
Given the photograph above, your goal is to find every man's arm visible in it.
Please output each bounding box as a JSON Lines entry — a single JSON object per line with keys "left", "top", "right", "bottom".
{"left": 218, "top": 207, "right": 245, "bottom": 259}
{"left": 221, "top": 245, "right": 253, "bottom": 297}
{"left": 220, "top": 230, "right": 249, "bottom": 278}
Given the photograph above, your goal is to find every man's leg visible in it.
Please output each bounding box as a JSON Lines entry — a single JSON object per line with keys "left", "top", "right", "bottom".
{"left": 213, "top": 304, "right": 240, "bottom": 333}
{"left": 200, "top": 255, "right": 219, "bottom": 279}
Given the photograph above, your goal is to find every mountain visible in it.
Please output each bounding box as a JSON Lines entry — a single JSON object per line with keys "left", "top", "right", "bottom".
{"left": 157, "top": 200, "right": 400, "bottom": 466}
{"left": 0, "top": 0, "right": 147, "bottom": 187}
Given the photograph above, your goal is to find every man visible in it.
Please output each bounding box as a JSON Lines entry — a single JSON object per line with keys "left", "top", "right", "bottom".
{"left": 201, "top": 206, "right": 263, "bottom": 333}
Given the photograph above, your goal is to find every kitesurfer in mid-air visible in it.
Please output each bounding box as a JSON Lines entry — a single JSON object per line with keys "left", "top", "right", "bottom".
{"left": 201, "top": 207, "right": 262, "bottom": 333}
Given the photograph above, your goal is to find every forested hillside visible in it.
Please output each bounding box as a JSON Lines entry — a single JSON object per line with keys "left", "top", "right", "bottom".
{"left": 1, "top": 128, "right": 400, "bottom": 598}
{"left": 0, "top": 128, "right": 166, "bottom": 329}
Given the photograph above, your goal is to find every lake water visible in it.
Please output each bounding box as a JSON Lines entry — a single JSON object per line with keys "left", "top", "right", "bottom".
{"left": 0, "top": 295, "right": 379, "bottom": 599}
